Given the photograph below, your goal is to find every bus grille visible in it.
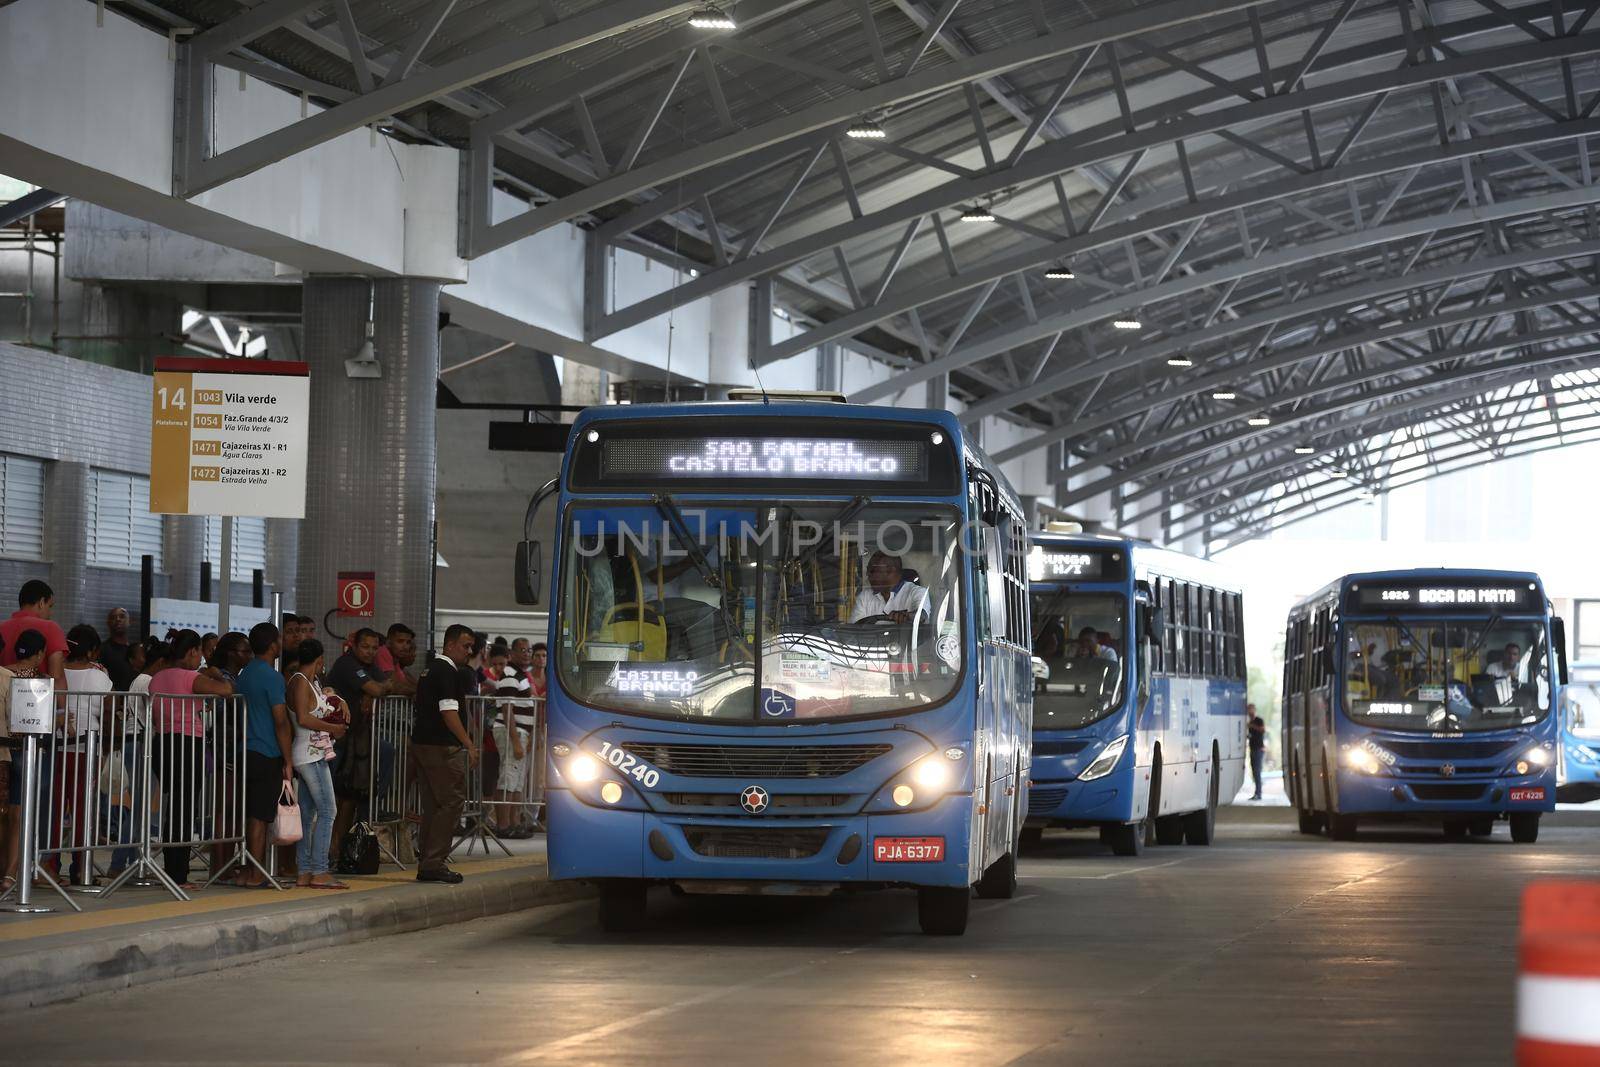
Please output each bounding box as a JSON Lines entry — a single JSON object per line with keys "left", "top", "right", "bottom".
{"left": 621, "top": 743, "right": 891, "bottom": 778}
{"left": 1410, "top": 783, "right": 1490, "bottom": 801}
{"left": 1033, "top": 740, "right": 1090, "bottom": 756}
{"left": 1384, "top": 740, "right": 1518, "bottom": 761}
{"left": 682, "top": 827, "right": 831, "bottom": 859}
{"left": 663, "top": 793, "right": 852, "bottom": 810}
{"left": 1028, "top": 786, "right": 1069, "bottom": 814}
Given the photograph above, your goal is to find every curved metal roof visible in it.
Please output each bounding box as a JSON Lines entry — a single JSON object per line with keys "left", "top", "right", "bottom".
{"left": 124, "top": 0, "right": 1600, "bottom": 543}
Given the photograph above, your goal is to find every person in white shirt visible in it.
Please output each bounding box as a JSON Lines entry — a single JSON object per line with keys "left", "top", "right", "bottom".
{"left": 1074, "top": 627, "right": 1119, "bottom": 664}
{"left": 849, "top": 552, "right": 929, "bottom": 624}
{"left": 1487, "top": 643, "right": 1526, "bottom": 683}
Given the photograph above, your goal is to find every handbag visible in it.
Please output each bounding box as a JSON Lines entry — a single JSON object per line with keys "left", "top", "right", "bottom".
{"left": 336, "top": 821, "right": 380, "bottom": 875}
{"left": 272, "top": 781, "right": 303, "bottom": 845}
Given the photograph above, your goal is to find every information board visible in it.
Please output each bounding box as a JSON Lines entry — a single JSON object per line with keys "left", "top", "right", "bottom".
{"left": 1027, "top": 545, "right": 1123, "bottom": 583}
{"left": 8, "top": 677, "right": 52, "bottom": 735}
{"left": 603, "top": 437, "right": 928, "bottom": 479}
{"left": 150, "top": 357, "right": 310, "bottom": 518}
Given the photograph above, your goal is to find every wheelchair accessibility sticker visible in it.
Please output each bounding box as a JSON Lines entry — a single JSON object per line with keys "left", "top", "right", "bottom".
{"left": 760, "top": 688, "right": 796, "bottom": 719}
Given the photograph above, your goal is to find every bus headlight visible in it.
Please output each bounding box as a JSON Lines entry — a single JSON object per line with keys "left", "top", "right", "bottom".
{"left": 892, "top": 785, "right": 915, "bottom": 807}
{"left": 568, "top": 753, "right": 601, "bottom": 784}
{"left": 913, "top": 758, "right": 950, "bottom": 789}
{"left": 600, "top": 781, "right": 624, "bottom": 804}
{"left": 1523, "top": 744, "right": 1553, "bottom": 768}
{"left": 1079, "top": 734, "right": 1128, "bottom": 781}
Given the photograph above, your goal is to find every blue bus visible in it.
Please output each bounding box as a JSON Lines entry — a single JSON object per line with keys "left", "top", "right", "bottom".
{"left": 514, "top": 395, "right": 1033, "bottom": 935}
{"left": 1023, "top": 529, "right": 1248, "bottom": 855}
{"left": 1282, "top": 569, "right": 1568, "bottom": 842}
{"left": 1558, "top": 662, "right": 1600, "bottom": 803}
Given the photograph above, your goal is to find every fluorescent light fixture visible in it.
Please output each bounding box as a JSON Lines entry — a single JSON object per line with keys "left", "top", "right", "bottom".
{"left": 1211, "top": 391, "right": 1237, "bottom": 400}
{"left": 1044, "top": 266, "right": 1075, "bottom": 279}
{"left": 1112, "top": 318, "right": 1142, "bottom": 330}
{"left": 688, "top": 6, "right": 736, "bottom": 29}
{"left": 1166, "top": 356, "right": 1194, "bottom": 368}
{"left": 1294, "top": 445, "right": 1315, "bottom": 455}
{"left": 1246, "top": 415, "right": 1272, "bottom": 426}
{"left": 845, "top": 118, "right": 887, "bottom": 139}
{"left": 960, "top": 205, "right": 996, "bottom": 222}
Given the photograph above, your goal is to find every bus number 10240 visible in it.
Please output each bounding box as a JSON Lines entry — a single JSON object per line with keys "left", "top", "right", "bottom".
{"left": 595, "top": 741, "right": 661, "bottom": 788}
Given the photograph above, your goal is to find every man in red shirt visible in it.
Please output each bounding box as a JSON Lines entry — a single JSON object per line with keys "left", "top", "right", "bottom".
{"left": 0, "top": 580, "right": 67, "bottom": 690}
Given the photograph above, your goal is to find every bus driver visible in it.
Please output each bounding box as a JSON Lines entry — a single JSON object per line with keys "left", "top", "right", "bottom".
{"left": 849, "top": 551, "right": 929, "bottom": 624}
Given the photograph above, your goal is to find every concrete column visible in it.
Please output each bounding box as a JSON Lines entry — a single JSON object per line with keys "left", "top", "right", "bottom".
{"left": 163, "top": 515, "right": 205, "bottom": 601}
{"left": 264, "top": 517, "right": 299, "bottom": 611}
{"left": 44, "top": 460, "right": 89, "bottom": 627}
{"left": 296, "top": 276, "right": 440, "bottom": 644}
{"left": 925, "top": 372, "right": 949, "bottom": 411}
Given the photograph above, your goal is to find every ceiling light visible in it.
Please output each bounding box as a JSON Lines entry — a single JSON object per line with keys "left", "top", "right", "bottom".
{"left": 1247, "top": 415, "right": 1272, "bottom": 427}
{"left": 1211, "top": 391, "right": 1237, "bottom": 401}
{"left": 1112, "top": 318, "right": 1142, "bottom": 330}
{"left": 1294, "top": 445, "right": 1315, "bottom": 455}
{"left": 688, "top": 6, "right": 736, "bottom": 29}
{"left": 846, "top": 117, "right": 886, "bottom": 139}
{"left": 960, "top": 205, "right": 995, "bottom": 222}
{"left": 1166, "top": 356, "right": 1194, "bottom": 368}
{"left": 1044, "top": 266, "right": 1075, "bottom": 280}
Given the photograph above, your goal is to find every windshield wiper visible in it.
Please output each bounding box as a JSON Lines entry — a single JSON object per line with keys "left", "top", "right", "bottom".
{"left": 652, "top": 493, "right": 720, "bottom": 590}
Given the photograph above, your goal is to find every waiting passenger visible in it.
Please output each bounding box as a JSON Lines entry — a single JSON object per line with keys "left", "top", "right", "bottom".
{"left": 1074, "top": 627, "right": 1119, "bottom": 664}
{"left": 848, "top": 552, "right": 929, "bottom": 624}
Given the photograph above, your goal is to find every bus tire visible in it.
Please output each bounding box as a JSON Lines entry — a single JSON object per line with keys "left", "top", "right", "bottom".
{"left": 1510, "top": 812, "right": 1541, "bottom": 844}
{"left": 975, "top": 852, "right": 1017, "bottom": 899}
{"left": 1443, "top": 819, "right": 1468, "bottom": 839}
{"left": 1184, "top": 753, "right": 1220, "bottom": 845}
{"left": 597, "top": 880, "right": 648, "bottom": 932}
{"left": 1155, "top": 815, "right": 1186, "bottom": 846}
{"left": 918, "top": 886, "right": 971, "bottom": 935}
{"left": 1469, "top": 817, "right": 1494, "bottom": 837}
{"left": 1104, "top": 821, "right": 1145, "bottom": 856}
{"left": 1327, "top": 813, "right": 1358, "bottom": 840}
{"left": 1296, "top": 809, "right": 1322, "bottom": 835}
{"left": 1020, "top": 827, "right": 1043, "bottom": 850}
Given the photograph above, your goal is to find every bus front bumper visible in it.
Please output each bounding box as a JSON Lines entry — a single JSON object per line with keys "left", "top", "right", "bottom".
{"left": 545, "top": 789, "right": 974, "bottom": 888}
{"left": 1023, "top": 779, "right": 1128, "bottom": 825}
{"left": 1334, "top": 766, "right": 1557, "bottom": 814}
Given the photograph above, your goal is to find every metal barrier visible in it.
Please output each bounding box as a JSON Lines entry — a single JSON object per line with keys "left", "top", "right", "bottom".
{"left": 366, "top": 695, "right": 417, "bottom": 868}
{"left": 453, "top": 694, "right": 545, "bottom": 860}
{"left": 0, "top": 687, "right": 277, "bottom": 910}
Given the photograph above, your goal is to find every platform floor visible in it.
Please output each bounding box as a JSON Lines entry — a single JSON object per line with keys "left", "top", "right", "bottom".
{"left": 9, "top": 809, "right": 1598, "bottom": 1065}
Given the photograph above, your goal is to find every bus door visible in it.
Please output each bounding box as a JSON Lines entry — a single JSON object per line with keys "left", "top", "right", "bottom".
{"left": 1284, "top": 613, "right": 1307, "bottom": 810}
{"left": 1307, "top": 607, "right": 1334, "bottom": 811}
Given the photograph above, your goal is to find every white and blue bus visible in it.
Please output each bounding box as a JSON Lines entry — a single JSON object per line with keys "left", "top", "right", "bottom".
{"left": 514, "top": 396, "right": 1033, "bottom": 935}
{"left": 1023, "top": 530, "right": 1248, "bottom": 855}
{"left": 1557, "top": 662, "right": 1600, "bottom": 803}
{"left": 1282, "top": 569, "right": 1568, "bottom": 842}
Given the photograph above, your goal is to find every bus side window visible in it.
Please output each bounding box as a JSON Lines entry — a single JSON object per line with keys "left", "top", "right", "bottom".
{"left": 1204, "top": 587, "right": 1218, "bottom": 677}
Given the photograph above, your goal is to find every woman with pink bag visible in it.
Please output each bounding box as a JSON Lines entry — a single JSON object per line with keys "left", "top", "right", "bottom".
{"left": 287, "top": 639, "right": 348, "bottom": 889}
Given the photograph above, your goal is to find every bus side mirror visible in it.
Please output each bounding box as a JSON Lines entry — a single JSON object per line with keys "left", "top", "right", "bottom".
{"left": 514, "top": 540, "right": 542, "bottom": 606}
{"left": 1322, "top": 644, "right": 1336, "bottom": 676}
{"left": 1553, "top": 616, "right": 1570, "bottom": 686}
{"left": 1145, "top": 608, "right": 1165, "bottom": 641}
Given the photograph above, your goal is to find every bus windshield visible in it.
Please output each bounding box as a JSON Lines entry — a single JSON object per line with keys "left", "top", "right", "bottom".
{"left": 555, "top": 501, "right": 964, "bottom": 722}
{"left": 1564, "top": 674, "right": 1600, "bottom": 738}
{"left": 1030, "top": 590, "right": 1126, "bottom": 729}
{"left": 1344, "top": 619, "right": 1551, "bottom": 732}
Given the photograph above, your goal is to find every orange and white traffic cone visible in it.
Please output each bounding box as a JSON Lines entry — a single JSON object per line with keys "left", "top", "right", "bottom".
{"left": 1518, "top": 881, "right": 1600, "bottom": 1065}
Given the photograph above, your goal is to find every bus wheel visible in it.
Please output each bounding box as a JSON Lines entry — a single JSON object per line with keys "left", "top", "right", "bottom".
{"left": 1327, "top": 813, "right": 1358, "bottom": 841}
{"left": 975, "top": 852, "right": 1017, "bottom": 899}
{"left": 918, "top": 886, "right": 971, "bottom": 935}
{"left": 1443, "top": 819, "right": 1468, "bottom": 839}
{"left": 1104, "top": 821, "right": 1145, "bottom": 857}
{"left": 1509, "top": 812, "right": 1541, "bottom": 844}
{"left": 1184, "top": 755, "right": 1220, "bottom": 845}
{"left": 1469, "top": 817, "right": 1494, "bottom": 837}
{"left": 1155, "top": 815, "right": 1186, "bottom": 846}
{"left": 1020, "top": 827, "right": 1044, "bottom": 850}
{"left": 1296, "top": 809, "right": 1322, "bottom": 835}
{"left": 597, "top": 880, "right": 648, "bottom": 932}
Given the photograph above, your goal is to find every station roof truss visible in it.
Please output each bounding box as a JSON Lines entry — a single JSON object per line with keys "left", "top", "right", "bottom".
{"left": 117, "top": 0, "right": 1600, "bottom": 541}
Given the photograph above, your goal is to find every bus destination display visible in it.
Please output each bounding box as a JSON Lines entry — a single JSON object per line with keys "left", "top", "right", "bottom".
{"left": 1349, "top": 582, "right": 1538, "bottom": 613}
{"left": 601, "top": 436, "right": 928, "bottom": 480}
{"left": 1027, "top": 546, "right": 1120, "bottom": 582}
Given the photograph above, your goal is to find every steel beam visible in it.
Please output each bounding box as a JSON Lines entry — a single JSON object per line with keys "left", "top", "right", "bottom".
{"left": 0, "top": 188, "right": 65, "bottom": 228}
{"left": 178, "top": 1, "right": 697, "bottom": 196}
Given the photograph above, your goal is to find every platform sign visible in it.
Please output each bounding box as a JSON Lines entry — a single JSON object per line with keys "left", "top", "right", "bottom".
{"left": 8, "top": 678, "right": 53, "bottom": 735}
{"left": 149, "top": 357, "right": 310, "bottom": 518}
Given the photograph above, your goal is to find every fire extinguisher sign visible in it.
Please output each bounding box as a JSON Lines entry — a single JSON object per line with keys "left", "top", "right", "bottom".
{"left": 337, "top": 572, "right": 376, "bottom": 617}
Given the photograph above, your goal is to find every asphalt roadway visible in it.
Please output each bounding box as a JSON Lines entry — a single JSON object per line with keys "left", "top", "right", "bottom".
{"left": 9, "top": 811, "right": 1599, "bottom": 1066}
